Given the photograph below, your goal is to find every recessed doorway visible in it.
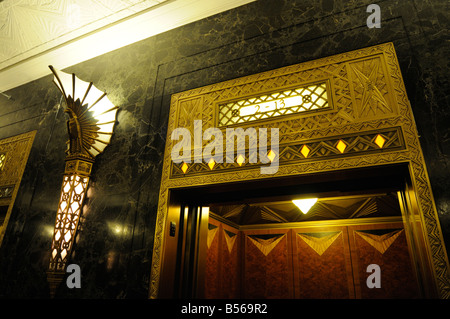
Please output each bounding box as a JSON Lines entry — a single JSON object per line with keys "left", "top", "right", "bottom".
{"left": 162, "top": 164, "right": 431, "bottom": 299}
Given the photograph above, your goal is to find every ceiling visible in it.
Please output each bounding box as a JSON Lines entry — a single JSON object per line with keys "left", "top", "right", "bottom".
{"left": 0, "top": 0, "right": 255, "bottom": 93}
{"left": 210, "top": 193, "right": 402, "bottom": 226}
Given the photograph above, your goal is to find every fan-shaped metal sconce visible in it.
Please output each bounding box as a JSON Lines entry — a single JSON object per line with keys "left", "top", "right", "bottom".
{"left": 47, "top": 66, "right": 118, "bottom": 297}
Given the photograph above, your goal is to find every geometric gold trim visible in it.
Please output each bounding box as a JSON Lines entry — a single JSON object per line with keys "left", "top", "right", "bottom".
{"left": 0, "top": 153, "right": 5, "bottom": 170}
{"left": 171, "top": 127, "right": 404, "bottom": 177}
{"left": 247, "top": 234, "right": 285, "bottom": 256}
{"left": 0, "top": 131, "right": 36, "bottom": 248}
{"left": 223, "top": 229, "right": 237, "bottom": 253}
{"left": 355, "top": 229, "right": 403, "bottom": 254}
{"left": 297, "top": 231, "right": 342, "bottom": 256}
{"left": 207, "top": 225, "right": 218, "bottom": 249}
{"left": 64, "top": 158, "right": 93, "bottom": 176}
{"left": 0, "top": 185, "right": 14, "bottom": 199}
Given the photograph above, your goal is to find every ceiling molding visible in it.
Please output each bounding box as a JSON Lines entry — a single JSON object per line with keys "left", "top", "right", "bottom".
{"left": 0, "top": 0, "right": 255, "bottom": 93}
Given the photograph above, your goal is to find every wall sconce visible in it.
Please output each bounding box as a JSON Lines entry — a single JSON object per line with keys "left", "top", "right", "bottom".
{"left": 47, "top": 66, "right": 118, "bottom": 297}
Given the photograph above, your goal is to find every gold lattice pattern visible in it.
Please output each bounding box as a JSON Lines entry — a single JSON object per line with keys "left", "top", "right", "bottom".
{"left": 218, "top": 81, "right": 330, "bottom": 126}
{"left": 49, "top": 174, "right": 89, "bottom": 272}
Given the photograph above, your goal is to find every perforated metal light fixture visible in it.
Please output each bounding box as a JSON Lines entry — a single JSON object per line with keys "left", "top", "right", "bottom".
{"left": 47, "top": 66, "right": 118, "bottom": 297}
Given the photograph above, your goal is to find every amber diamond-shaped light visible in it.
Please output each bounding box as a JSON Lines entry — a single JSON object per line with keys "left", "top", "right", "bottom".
{"left": 208, "top": 158, "right": 215, "bottom": 170}
{"left": 300, "top": 145, "right": 310, "bottom": 158}
{"left": 267, "top": 150, "right": 276, "bottom": 162}
{"left": 181, "top": 162, "right": 188, "bottom": 174}
{"left": 374, "top": 134, "right": 386, "bottom": 148}
{"left": 336, "top": 140, "right": 347, "bottom": 153}
{"left": 236, "top": 154, "right": 245, "bottom": 166}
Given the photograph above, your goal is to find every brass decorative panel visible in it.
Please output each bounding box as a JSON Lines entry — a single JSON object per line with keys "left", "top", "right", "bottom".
{"left": 171, "top": 127, "right": 404, "bottom": 177}
{"left": 0, "top": 131, "right": 36, "bottom": 247}
{"left": 0, "top": 185, "right": 14, "bottom": 198}
{"left": 64, "top": 159, "right": 93, "bottom": 176}
{"left": 150, "top": 43, "right": 450, "bottom": 298}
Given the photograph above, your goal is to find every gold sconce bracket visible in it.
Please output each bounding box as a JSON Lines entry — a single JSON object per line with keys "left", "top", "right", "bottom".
{"left": 46, "top": 66, "right": 118, "bottom": 297}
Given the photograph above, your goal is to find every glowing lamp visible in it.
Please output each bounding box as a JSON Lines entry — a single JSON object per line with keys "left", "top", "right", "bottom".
{"left": 292, "top": 198, "right": 318, "bottom": 214}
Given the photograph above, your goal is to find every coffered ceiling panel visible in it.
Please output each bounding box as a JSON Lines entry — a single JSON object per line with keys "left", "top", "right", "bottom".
{"left": 210, "top": 193, "right": 402, "bottom": 226}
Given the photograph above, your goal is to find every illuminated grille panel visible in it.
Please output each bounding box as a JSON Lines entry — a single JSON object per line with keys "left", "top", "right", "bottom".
{"left": 218, "top": 81, "right": 330, "bottom": 126}
{"left": 49, "top": 174, "right": 89, "bottom": 272}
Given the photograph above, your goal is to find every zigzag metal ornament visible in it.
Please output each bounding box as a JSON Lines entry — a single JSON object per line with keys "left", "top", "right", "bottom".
{"left": 247, "top": 234, "right": 286, "bottom": 256}
{"left": 297, "top": 231, "right": 342, "bottom": 256}
{"left": 355, "top": 229, "right": 403, "bottom": 254}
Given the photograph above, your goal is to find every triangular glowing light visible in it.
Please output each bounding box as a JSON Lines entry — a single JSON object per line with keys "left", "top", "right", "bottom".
{"left": 292, "top": 198, "right": 318, "bottom": 214}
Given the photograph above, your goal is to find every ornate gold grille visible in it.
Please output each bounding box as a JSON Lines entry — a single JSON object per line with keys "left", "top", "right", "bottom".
{"left": 49, "top": 174, "right": 89, "bottom": 272}
{"left": 218, "top": 81, "right": 330, "bottom": 126}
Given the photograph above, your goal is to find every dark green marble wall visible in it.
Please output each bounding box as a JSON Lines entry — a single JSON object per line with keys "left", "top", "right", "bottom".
{"left": 0, "top": 0, "right": 448, "bottom": 298}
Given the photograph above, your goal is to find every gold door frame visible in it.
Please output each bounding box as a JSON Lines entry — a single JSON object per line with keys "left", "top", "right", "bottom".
{"left": 149, "top": 43, "right": 450, "bottom": 298}
{"left": 0, "top": 131, "right": 36, "bottom": 247}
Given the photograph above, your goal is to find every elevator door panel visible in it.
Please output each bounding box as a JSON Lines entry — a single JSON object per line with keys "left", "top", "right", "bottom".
{"left": 204, "top": 219, "right": 240, "bottom": 299}
{"left": 348, "top": 222, "right": 420, "bottom": 298}
{"left": 220, "top": 224, "right": 240, "bottom": 298}
{"left": 205, "top": 220, "right": 220, "bottom": 298}
{"left": 243, "top": 229, "right": 293, "bottom": 299}
{"left": 293, "top": 226, "right": 354, "bottom": 298}
{"left": 204, "top": 219, "right": 421, "bottom": 299}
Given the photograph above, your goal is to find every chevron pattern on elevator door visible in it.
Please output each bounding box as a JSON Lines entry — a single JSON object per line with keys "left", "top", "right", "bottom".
{"left": 223, "top": 229, "right": 237, "bottom": 253}
{"left": 207, "top": 224, "right": 218, "bottom": 249}
{"left": 247, "top": 234, "right": 286, "bottom": 256}
{"left": 355, "top": 229, "right": 403, "bottom": 254}
{"left": 297, "top": 231, "right": 342, "bottom": 256}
